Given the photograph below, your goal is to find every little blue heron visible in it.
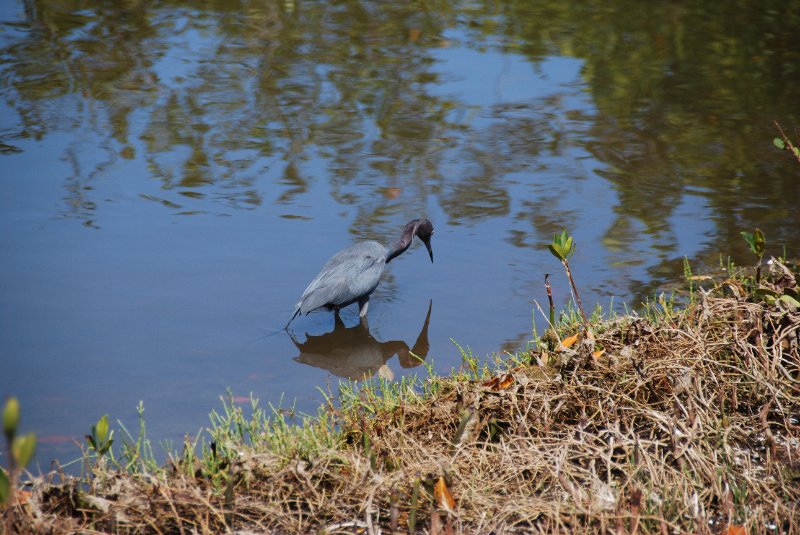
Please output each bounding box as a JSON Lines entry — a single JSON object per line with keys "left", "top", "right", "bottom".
{"left": 286, "top": 218, "right": 434, "bottom": 326}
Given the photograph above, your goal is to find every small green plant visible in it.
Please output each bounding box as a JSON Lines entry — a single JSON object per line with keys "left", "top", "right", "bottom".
{"left": 683, "top": 257, "right": 695, "bottom": 303}
{"left": 3, "top": 397, "right": 20, "bottom": 438}
{"left": 548, "top": 229, "right": 575, "bottom": 262}
{"left": 2, "top": 396, "right": 37, "bottom": 534}
{"left": 4, "top": 396, "right": 36, "bottom": 479}
{"left": 118, "top": 401, "right": 158, "bottom": 474}
{"left": 83, "top": 414, "right": 116, "bottom": 490}
{"left": 548, "top": 229, "right": 588, "bottom": 329}
{"left": 453, "top": 340, "right": 480, "bottom": 379}
{"left": 719, "top": 254, "right": 736, "bottom": 276}
{"left": 85, "top": 414, "right": 114, "bottom": 459}
{"left": 740, "top": 227, "right": 765, "bottom": 283}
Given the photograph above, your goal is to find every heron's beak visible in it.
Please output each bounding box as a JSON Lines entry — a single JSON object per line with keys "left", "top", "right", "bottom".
{"left": 422, "top": 237, "right": 433, "bottom": 263}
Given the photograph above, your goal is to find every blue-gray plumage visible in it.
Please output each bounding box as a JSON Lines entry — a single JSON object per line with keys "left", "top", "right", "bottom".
{"left": 286, "top": 218, "right": 434, "bottom": 327}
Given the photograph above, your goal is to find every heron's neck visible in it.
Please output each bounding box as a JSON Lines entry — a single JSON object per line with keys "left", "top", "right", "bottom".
{"left": 385, "top": 225, "right": 416, "bottom": 263}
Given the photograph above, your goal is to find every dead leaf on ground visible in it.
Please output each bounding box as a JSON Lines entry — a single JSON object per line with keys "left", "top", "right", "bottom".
{"left": 724, "top": 526, "right": 747, "bottom": 535}
{"left": 481, "top": 373, "right": 514, "bottom": 391}
{"left": 16, "top": 488, "right": 32, "bottom": 505}
{"left": 559, "top": 333, "right": 579, "bottom": 350}
{"left": 498, "top": 374, "right": 514, "bottom": 390}
{"left": 481, "top": 377, "right": 498, "bottom": 389}
{"left": 434, "top": 476, "right": 455, "bottom": 511}
{"left": 83, "top": 494, "right": 113, "bottom": 513}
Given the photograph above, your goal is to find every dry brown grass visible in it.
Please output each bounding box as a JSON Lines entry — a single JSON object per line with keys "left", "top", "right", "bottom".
{"left": 6, "top": 262, "right": 800, "bottom": 534}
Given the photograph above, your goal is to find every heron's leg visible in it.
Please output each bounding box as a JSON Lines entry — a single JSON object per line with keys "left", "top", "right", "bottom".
{"left": 333, "top": 309, "right": 345, "bottom": 328}
{"left": 357, "top": 296, "right": 370, "bottom": 317}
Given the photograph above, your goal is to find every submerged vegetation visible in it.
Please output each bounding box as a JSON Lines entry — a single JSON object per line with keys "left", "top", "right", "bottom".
{"left": 3, "top": 232, "right": 800, "bottom": 534}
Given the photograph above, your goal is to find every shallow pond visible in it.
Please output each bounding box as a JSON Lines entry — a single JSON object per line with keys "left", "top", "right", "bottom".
{"left": 1, "top": 0, "right": 799, "bottom": 467}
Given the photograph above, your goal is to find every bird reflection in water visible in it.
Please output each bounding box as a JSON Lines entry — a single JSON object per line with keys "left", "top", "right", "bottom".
{"left": 290, "top": 301, "right": 433, "bottom": 381}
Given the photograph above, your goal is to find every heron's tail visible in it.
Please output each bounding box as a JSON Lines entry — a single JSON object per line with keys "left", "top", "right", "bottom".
{"left": 285, "top": 308, "right": 301, "bottom": 330}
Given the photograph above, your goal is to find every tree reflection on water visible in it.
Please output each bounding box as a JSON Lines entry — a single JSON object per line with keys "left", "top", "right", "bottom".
{"left": 2, "top": 0, "right": 799, "bottom": 296}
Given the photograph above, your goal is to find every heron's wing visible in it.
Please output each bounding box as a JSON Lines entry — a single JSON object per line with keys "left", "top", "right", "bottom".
{"left": 299, "top": 283, "right": 347, "bottom": 314}
{"left": 297, "top": 243, "right": 387, "bottom": 314}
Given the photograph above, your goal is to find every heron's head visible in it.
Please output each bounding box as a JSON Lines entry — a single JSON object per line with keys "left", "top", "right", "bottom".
{"left": 414, "top": 218, "right": 434, "bottom": 262}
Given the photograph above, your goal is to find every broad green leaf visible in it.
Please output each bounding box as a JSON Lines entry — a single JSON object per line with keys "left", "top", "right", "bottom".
{"left": 3, "top": 397, "right": 19, "bottom": 440}
{"left": 11, "top": 432, "right": 36, "bottom": 468}
{"left": 740, "top": 229, "right": 765, "bottom": 257}
{"left": 98, "top": 432, "right": 114, "bottom": 455}
{"left": 548, "top": 243, "right": 564, "bottom": 261}
{"left": 753, "top": 288, "right": 778, "bottom": 298}
{"left": 773, "top": 137, "right": 786, "bottom": 150}
{"left": 753, "top": 228, "right": 765, "bottom": 257}
{"left": 96, "top": 415, "right": 109, "bottom": 444}
{"left": 778, "top": 295, "right": 800, "bottom": 308}
{"left": 548, "top": 229, "right": 576, "bottom": 261}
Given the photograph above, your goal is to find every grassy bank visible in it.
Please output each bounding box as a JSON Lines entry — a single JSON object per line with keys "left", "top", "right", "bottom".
{"left": 3, "top": 254, "right": 800, "bottom": 534}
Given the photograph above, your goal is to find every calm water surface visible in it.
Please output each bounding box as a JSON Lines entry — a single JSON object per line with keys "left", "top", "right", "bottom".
{"left": 1, "top": 0, "right": 799, "bottom": 466}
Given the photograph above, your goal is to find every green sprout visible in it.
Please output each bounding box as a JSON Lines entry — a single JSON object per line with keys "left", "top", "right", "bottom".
{"left": 548, "top": 229, "right": 575, "bottom": 262}
{"left": 740, "top": 228, "right": 765, "bottom": 283}
{"left": 2, "top": 396, "right": 37, "bottom": 526}
{"left": 11, "top": 434, "right": 36, "bottom": 471}
{"left": 548, "top": 229, "right": 588, "bottom": 329}
{"left": 86, "top": 414, "right": 114, "bottom": 458}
